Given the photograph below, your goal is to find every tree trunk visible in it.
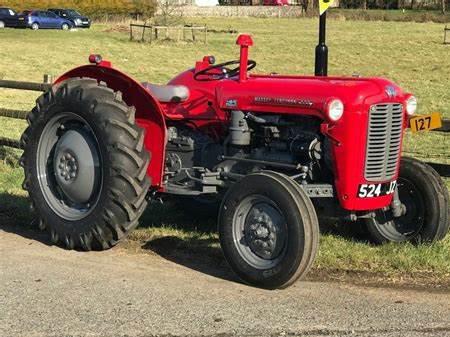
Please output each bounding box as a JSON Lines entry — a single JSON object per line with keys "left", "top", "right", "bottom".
{"left": 442, "top": 0, "right": 446, "bottom": 14}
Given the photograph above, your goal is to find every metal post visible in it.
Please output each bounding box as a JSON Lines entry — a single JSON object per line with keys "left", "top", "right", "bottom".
{"left": 43, "top": 74, "right": 53, "bottom": 84}
{"left": 314, "top": 12, "right": 328, "bottom": 76}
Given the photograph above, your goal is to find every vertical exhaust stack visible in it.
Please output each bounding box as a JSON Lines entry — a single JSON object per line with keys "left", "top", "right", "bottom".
{"left": 315, "top": 12, "right": 328, "bottom": 76}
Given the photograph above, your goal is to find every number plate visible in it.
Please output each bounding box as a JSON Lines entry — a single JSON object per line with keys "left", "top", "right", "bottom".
{"left": 410, "top": 112, "right": 442, "bottom": 133}
{"left": 358, "top": 181, "right": 397, "bottom": 198}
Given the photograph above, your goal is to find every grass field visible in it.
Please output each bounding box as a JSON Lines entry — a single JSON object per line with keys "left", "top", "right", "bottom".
{"left": 0, "top": 18, "right": 449, "bottom": 288}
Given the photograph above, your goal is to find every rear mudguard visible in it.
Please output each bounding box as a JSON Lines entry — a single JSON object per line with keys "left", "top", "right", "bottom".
{"left": 55, "top": 64, "right": 167, "bottom": 189}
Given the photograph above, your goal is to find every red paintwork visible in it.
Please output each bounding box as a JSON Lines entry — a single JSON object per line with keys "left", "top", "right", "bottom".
{"left": 236, "top": 34, "right": 253, "bottom": 82}
{"left": 55, "top": 65, "right": 167, "bottom": 188}
{"left": 263, "top": 0, "right": 289, "bottom": 5}
{"left": 55, "top": 35, "right": 412, "bottom": 212}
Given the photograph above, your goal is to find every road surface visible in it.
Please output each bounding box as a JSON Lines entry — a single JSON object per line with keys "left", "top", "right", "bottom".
{"left": 1, "top": 227, "right": 449, "bottom": 337}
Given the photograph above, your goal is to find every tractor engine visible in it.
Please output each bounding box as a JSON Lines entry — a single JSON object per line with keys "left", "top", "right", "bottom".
{"left": 164, "top": 112, "right": 332, "bottom": 195}
{"left": 224, "top": 111, "right": 330, "bottom": 180}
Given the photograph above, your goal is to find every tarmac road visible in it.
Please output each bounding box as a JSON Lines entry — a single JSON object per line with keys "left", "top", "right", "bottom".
{"left": 1, "top": 227, "right": 449, "bottom": 337}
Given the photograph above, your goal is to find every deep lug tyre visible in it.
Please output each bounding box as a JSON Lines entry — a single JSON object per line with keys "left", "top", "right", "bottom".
{"left": 218, "top": 171, "right": 319, "bottom": 289}
{"left": 21, "top": 78, "right": 151, "bottom": 251}
{"left": 365, "top": 157, "right": 449, "bottom": 244}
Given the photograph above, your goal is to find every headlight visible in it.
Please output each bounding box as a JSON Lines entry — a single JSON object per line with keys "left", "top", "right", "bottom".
{"left": 327, "top": 99, "right": 344, "bottom": 122}
{"left": 406, "top": 96, "right": 417, "bottom": 116}
{"left": 75, "top": 18, "right": 82, "bottom": 25}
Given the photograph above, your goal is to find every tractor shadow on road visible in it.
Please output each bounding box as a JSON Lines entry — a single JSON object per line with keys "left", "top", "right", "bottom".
{"left": 0, "top": 193, "right": 52, "bottom": 246}
{"left": 142, "top": 236, "right": 237, "bottom": 283}
{"left": 136, "top": 201, "right": 239, "bottom": 284}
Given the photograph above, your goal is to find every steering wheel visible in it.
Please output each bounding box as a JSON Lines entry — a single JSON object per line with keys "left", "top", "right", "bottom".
{"left": 194, "top": 60, "right": 257, "bottom": 81}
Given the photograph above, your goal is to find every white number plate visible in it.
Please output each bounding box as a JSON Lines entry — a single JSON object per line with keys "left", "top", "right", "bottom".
{"left": 358, "top": 181, "right": 397, "bottom": 198}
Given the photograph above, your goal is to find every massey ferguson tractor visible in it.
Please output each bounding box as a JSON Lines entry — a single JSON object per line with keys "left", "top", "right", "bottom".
{"left": 20, "top": 29, "right": 449, "bottom": 289}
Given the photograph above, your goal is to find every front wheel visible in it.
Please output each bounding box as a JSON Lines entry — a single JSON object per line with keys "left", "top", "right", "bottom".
{"left": 31, "top": 23, "right": 39, "bottom": 30}
{"left": 219, "top": 171, "right": 319, "bottom": 289}
{"left": 0, "top": 21, "right": 5, "bottom": 29}
{"left": 61, "top": 23, "right": 70, "bottom": 30}
{"left": 365, "top": 157, "right": 449, "bottom": 244}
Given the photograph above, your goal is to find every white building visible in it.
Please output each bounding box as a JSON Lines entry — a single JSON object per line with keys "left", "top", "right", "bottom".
{"left": 194, "top": 0, "right": 219, "bottom": 6}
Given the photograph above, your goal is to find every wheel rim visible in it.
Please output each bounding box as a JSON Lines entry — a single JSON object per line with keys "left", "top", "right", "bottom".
{"left": 32, "top": 24, "right": 38, "bottom": 30}
{"left": 372, "top": 177, "right": 426, "bottom": 242}
{"left": 36, "top": 112, "right": 102, "bottom": 221}
{"left": 0, "top": 21, "right": 5, "bottom": 28}
{"left": 62, "top": 24, "right": 69, "bottom": 30}
{"left": 232, "top": 195, "right": 287, "bottom": 269}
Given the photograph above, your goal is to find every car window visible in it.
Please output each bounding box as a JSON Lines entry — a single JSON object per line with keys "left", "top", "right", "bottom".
{"left": 47, "top": 12, "right": 58, "bottom": 18}
{"left": 8, "top": 9, "right": 16, "bottom": 16}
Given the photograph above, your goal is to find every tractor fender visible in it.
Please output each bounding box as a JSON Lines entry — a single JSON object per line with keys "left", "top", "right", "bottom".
{"left": 55, "top": 64, "right": 167, "bottom": 189}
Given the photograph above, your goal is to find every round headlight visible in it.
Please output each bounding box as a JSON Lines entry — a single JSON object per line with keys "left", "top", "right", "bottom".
{"left": 406, "top": 96, "right": 417, "bottom": 116}
{"left": 327, "top": 99, "right": 344, "bottom": 122}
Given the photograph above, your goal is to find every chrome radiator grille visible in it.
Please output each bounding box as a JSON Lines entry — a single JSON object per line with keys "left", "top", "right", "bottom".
{"left": 364, "top": 103, "right": 404, "bottom": 181}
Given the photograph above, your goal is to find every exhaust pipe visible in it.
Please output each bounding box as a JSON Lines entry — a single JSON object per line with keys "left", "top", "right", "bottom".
{"left": 314, "top": 12, "right": 328, "bottom": 77}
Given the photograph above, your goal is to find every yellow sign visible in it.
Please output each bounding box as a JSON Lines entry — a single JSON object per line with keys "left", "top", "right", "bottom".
{"left": 319, "top": 0, "right": 334, "bottom": 15}
{"left": 409, "top": 112, "right": 442, "bottom": 133}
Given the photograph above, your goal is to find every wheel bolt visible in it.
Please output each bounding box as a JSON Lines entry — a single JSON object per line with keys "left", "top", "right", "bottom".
{"left": 70, "top": 173, "right": 76, "bottom": 178}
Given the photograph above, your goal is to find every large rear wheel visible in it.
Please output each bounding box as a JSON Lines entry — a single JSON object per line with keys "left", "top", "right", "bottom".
{"left": 218, "top": 171, "right": 319, "bottom": 289}
{"left": 21, "top": 78, "right": 151, "bottom": 250}
{"left": 365, "top": 157, "right": 449, "bottom": 244}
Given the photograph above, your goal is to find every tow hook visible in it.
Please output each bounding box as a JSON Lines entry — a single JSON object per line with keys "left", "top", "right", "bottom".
{"left": 391, "top": 187, "right": 406, "bottom": 218}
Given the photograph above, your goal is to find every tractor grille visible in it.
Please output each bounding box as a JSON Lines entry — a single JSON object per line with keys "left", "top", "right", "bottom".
{"left": 364, "top": 103, "right": 404, "bottom": 181}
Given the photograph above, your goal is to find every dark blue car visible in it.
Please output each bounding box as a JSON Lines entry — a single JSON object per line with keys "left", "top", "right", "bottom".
{"left": 22, "top": 10, "right": 73, "bottom": 30}
{"left": 0, "top": 8, "right": 21, "bottom": 28}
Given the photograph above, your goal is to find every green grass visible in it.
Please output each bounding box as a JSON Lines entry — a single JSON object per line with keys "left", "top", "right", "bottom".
{"left": 0, "top": 19, "right": 449, "bottom": 287}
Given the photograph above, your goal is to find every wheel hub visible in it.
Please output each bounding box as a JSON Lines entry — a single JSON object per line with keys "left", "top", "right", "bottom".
{"left": 56, "top": 152, "right": 79, "bottom": 182}
{"left": 244, "top": 203, "right": 285, "bottom": 260}
{"left": 53, "top": 129, "right": 99, "bottom": 205}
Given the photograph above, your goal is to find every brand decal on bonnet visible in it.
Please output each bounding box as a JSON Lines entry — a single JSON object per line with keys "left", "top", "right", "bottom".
{"left": 253, "top": 96, "right": 314, "bottom": 107}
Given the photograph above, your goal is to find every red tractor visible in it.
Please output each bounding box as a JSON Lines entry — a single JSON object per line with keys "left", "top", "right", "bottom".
{"left": 21, "top": 33, "right": 449, "bottom": 289}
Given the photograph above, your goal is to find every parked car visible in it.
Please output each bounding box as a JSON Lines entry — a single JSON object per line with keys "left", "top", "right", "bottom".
{"left": 263, "top": 0, "right": 289, "bottom": 5}
{"left": 48, "top": 8, "right": 91, "bottom": 28}
{"left": 0, "top": 7, "right": 21, "bottom": 28}
{"left": 22, "top": 10, "right": 73, "bottom": 30}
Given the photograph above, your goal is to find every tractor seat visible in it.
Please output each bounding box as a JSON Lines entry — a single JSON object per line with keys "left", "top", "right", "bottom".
{"left": 142, "top": 82, "right": 190, "bottom": 103}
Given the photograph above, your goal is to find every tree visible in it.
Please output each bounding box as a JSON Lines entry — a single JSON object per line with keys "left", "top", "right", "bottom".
{"left": 155, "top": 0, "right": 183, "bottom": 26}
{"left": 133, "top": 0, "right": 157, "bottom": 19}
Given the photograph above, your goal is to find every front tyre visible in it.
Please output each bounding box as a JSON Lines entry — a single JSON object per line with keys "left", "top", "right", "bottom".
{"left": 31, "top": 23, "right": 39, "bottom": 30}
{"left": 21, "top": 78, "right": 151, "bottom": 251}
{"left": 61, "top": 23, "right": 70, "bottom": 30}
{"left": 365, "top": 157, "right": 449, "bottom": 244}
{"left": 219, "top": 172, "right": 319, "bottom": 289}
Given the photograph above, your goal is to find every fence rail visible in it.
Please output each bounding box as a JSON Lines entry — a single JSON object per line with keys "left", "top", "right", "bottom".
{"left": 0, "top": 76, "right": 449, "bottom": 178}
{"left": 130, "top": 23, "right": 208, "bottom": 44}
{"left": 0, "top": 108, "right": 29, "bottom": 120}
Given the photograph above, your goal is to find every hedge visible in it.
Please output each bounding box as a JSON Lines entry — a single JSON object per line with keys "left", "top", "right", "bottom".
{"left": 0, "top": 0, "right": 157, "bottom": 17}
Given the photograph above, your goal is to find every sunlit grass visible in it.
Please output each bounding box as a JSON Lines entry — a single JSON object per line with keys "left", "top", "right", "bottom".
{"left": 0, "top": 18, "right": 449, "bottom": 286}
